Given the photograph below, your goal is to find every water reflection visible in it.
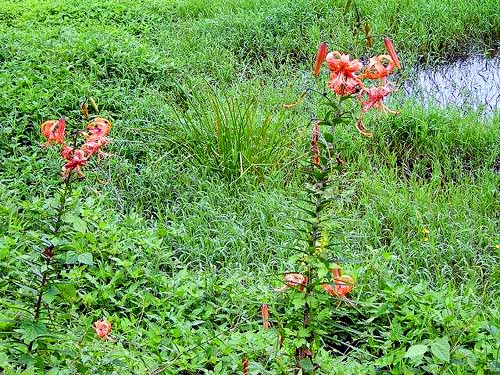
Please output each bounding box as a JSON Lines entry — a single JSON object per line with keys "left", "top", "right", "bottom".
{"left": 402, "top": 55, "right": 500, "bottom": 114}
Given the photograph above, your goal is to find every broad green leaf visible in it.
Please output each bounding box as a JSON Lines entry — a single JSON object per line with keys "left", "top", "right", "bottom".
{"left": 404, "top": 344, "right": 428, "bottom": 359}
{"left": 64, "top": 214, "right": 87, "bottom": 233}
{"left": 42, "top": 285, "right": 60, "bottom": 304}
{"left": 299, "top": 358, "right": 314, "bottom": 372}
{"left": 0, "top": 352, "right": 9, "bottom": 367}
{"left": 65, "top": 251, "right": 79, "bottom": 264}
{"left": 431, "top": 337, "right": 450, "bottom": 362}
{"left": 78, "top": 252, "right": 94, "bottom": 266}
{"left": 15, "top": 321, "right": 47, "bottom": 343}
{"left": 56, "top": 283, "right": 77, "bottom": 301}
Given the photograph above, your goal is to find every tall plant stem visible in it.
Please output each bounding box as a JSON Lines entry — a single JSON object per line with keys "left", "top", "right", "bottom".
{"left": 28, "top": 174, "right": 73, "bottom": 353}
{"left": 297, "top": 99, "right": 343, "bottom": 371}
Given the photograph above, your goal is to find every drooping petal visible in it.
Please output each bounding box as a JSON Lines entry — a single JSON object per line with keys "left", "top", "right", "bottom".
{"left": 355, "top": 119, "right": 373, "bottom": 138}
{"left": 361, "top": 55, "right": 394, "bottom": 81}
{"left": 328, "top": 72, "right": 363, "bottom": 96}
{"left": 321, "top": 275, "right": 355, "bottom": 297}
{"left": 41, "top": 117, "right": 66, "bottom": 145}
{"left": 62, "top": 149, "right": 88, "bottom": 178}
{"left": 326, "top": 51, "right": 363, "bottom": 75}
{"left": 275, "top": 272, "right": 308, "bottom": 292}
{"left": 283, "top": 91, "right": 307, "bottom": 109}
{"left": 358, "top": 86, "right": 393, "bottom": 113}
{"left": 87, "top": 117, "right": 112, "bottom": 139}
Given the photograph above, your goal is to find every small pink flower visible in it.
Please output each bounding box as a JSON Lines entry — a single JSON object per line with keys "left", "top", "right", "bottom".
{"left": 93, "top": 320, "right": 112, "bottom": 340}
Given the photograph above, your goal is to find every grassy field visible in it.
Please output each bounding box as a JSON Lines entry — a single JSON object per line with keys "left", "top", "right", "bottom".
{"left": 1, "top": 0, "right": 500, "bottom": 373}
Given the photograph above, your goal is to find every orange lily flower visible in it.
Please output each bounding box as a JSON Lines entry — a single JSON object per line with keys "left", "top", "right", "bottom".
{"left": 61, "top": 148, "right": 88, "bottom": 178}
{"left": 260, "top": 304, "right": 271, "bottom": 330}
{"left": 41, "top": 117, "right": 66, "bottom": 145}
{"left": 87, "top": 117, "right": 112, "bottom": 139}
{"left": 361, "top": 55, "right": 396, "bottom": 82}
{"left": 276, "top": 269, "right": 354, "bottom": 298}
{"left": 355, "top": 86, "right": 398, "bottom": 137}
{"left": 40, "top": 113, "right": 111, "bottom": 179}
{"left": 81, "top": 137, "right": 108, "bottom": 158}
{"left": 313, "top": 42, "right": 328, "bottom": 77}
{"left": 275, "top": 272, "right": 308, "bottom": 292}
{"left": 384, "top": 37, "right": 401, "bottom": 70}
{"left": 326, "top": 52, "right": 363, "bottom": 96}
{"left": 326, "top": 52, "right": 363, "bottom": 75}
{"left": 321, "top": 274, "right": 355, "bottom": 297}
{"left": 93, "top": 319, "right": 112, "bottom": 340}
{"left": 358, "top": 86, "right": 394, "bottom": 113}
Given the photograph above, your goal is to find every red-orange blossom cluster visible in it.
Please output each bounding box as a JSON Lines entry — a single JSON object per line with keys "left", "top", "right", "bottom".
{"left": 313, "top": 38, "right": 401, "bottom": 137}
{"left": 41, "top": 117, "right": 111, "bottom": 178}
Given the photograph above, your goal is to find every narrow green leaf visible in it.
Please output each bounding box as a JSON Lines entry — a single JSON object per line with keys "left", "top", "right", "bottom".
{"left": 343, "top": 0, "right": 354, "bottom": 14}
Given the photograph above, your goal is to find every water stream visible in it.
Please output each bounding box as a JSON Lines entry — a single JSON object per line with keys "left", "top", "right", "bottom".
{"left": 402, "top": 55, "right": 500, "bottom": 114}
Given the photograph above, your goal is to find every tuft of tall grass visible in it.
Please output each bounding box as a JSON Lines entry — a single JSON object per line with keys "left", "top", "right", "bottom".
{"left": 168, "top": 88, "right": 296, "bottom": 181}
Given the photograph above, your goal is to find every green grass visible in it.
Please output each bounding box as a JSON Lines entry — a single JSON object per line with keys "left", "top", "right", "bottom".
{"left": 1, "top": 0, "right": 500, "bottom": 373}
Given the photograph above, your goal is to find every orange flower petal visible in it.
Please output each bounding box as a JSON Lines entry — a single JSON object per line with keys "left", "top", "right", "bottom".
{"left": 321, "top": 275, "right": 355, "bottom": 297}
{"left": 356, "top": 119, "right": 373, "bottom": 138}
{"left": 41, "top": 117, "right": 66, "bottom": 145}
{"left": 283, "top": 272, "right": 307, "bottom": 292}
